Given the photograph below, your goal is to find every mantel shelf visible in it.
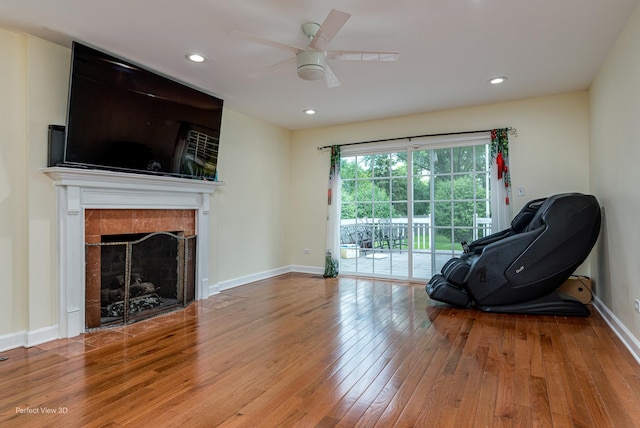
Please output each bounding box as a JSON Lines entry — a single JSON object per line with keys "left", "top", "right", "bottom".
{"left": 42, "top": 166, "right": 223, "bottom": 194}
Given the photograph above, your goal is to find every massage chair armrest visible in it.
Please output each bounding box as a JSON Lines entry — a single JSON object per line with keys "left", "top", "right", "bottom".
{"left": 466, "top": 228, "right": 516, "bottom": 255}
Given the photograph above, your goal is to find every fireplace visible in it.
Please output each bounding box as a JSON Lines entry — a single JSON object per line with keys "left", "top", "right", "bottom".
{"left": 43, "top": 167, "right": 221, "bottom": 338}
{"left": 85, "top": 209, "right": 197, "bottom": 328}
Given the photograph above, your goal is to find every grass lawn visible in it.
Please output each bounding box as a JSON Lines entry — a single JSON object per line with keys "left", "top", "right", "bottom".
{"left": 411, "top": 233, "right": 463, "bottom": 251}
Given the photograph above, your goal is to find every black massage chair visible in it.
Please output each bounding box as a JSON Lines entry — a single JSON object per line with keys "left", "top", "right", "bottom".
{"left": 426, "top": 193, "right": 601, "bottom": 316}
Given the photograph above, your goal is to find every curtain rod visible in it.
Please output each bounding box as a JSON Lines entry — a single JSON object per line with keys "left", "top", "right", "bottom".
{"left": 316, "top": 126, "right": 517, "bottom": 151}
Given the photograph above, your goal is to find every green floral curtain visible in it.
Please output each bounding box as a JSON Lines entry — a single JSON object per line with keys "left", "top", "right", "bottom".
{"left": 323, "top": 145, "right": 341, "bottom": 278}
{"left": 490, "top": 128, "right": 512, "bottom": 230}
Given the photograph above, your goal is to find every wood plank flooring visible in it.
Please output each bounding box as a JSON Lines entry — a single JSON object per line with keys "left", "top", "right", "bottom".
{"left": 1, "top": 273, "right": 639, "bottom": 427}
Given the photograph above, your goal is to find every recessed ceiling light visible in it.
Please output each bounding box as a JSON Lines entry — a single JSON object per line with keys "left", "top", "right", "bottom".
{"left": 489, "top": 76, "right": 507, "bottom": 85}
{"left": 303, "top": 109, "right": 316, "bottom": 115}
{"left": 186, "top": 53, "right": 206, "bottom": 63}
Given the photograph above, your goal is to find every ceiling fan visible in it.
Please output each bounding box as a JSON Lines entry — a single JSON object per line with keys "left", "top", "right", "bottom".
{"left": 231, "top": 9, "right": 399, "bottom": 88}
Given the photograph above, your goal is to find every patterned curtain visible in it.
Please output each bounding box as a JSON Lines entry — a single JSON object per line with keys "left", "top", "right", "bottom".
{"left": 323, "top": 145, "right": 341, "bottom": 278}
{"left": 490, "top": 128, "right": 513, "bottom": 231}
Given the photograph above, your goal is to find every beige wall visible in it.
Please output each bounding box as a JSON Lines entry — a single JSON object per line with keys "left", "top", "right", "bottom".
{"left": 215, "top": 109, "right": 292, "bottom": 283}
{"left": 290, "top": 92, "right": 591, "bottom": 269}
{"left": 26, "top": 37, "right": 70, "bottom": 332}
{"left": 0, "top": 28, "right": 28, "bottom": 336}
{"left": 590, "top": 1, "right": 640, "bottom": 340}
{"left": 0, "top": 31, "right": 66, "bottom": 337}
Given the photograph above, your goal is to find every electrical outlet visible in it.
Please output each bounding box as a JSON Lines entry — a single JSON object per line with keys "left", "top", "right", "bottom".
{"left": 303, "top": 249, "right": 310, "bottom": 255}
{"left": 517, "top": 186, "right": 525, "bottom": 197}
{"left": 635, "top": 299, "right": 640, "bottom": 313}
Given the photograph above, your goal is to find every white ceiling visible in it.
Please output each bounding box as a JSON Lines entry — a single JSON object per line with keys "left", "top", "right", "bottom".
{"left": 0, "top": 0, "right": 637, "bottom": 130}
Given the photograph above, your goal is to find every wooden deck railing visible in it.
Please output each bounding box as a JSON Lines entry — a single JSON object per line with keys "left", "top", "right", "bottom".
{"left": 340, "top": 216, "right": 492, "bottom": 251}
{"left": 340, "top": 219, "right": 432, "bottom": 251}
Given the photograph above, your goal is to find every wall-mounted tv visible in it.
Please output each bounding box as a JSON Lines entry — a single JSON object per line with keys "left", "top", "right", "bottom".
{"left": 61, "top": 41, "right": 223, "bottom": 180}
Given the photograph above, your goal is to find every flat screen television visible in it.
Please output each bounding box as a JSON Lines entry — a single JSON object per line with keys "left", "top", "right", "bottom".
{"left": 61, "top": 41, "right": 223, "bottom": 180}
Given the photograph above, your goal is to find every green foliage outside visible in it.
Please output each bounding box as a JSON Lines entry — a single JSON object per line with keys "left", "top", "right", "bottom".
{"left": 340, "top": 145, "right": 491, "bottom": 246}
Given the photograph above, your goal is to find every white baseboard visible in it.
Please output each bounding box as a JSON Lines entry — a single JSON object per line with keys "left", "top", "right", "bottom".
{"left": 592, "top": 294, "right": 640, "bottom": 365}
{"left": 0, "top": 331, "right": 26, "bottom": 353}
{"left": 217, "top": 266, "right": 293, "bottom": 292}
{"left": 290, "top": 265, "right": 324, "bottom": 275}
{"left": 214, "top": 265, "right": 325, "bottom": 293}
{"left": 0, "top": 325, "right": 59, "bottom": 353}
{"left": 26, "top": 325, "right": 59, "bottom": 347}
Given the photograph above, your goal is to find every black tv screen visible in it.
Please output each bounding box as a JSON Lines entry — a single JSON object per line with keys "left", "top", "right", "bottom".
{"left": 63, "top": 42, "right": 223, "bottom": 180}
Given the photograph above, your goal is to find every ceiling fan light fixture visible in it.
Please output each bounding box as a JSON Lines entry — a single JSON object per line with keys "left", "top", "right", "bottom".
{"left": 297, "top": 50, "right": 326, "bottom": 80}
{"left": 298, "top": 65, "right": 325, "bottom": 80}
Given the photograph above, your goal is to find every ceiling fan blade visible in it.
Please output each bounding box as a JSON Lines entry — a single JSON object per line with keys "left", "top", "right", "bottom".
{"left": 229, "top": 30, "right": 303, "bottom": 54}
{"left": 248, "top": 57, "right": 297, "bottom": 79}
{"left": 327, "top": 50, "right": 400, "bottom": 62}
{"left": 324, "top": 63, "right": 340, "bottom": 88}
{"left": 309, "top": 9, "right": 351, "bottom": 51}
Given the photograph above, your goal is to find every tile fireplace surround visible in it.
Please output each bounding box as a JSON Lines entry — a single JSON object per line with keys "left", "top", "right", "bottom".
{"left": 84, "top": 208, "right": 196, "bottom": 328}
{"left": 43, "top": 167, "right": 222, "bottom": 338}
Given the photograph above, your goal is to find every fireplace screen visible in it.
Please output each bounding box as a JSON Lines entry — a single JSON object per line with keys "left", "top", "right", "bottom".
{"left": 87, "top": 231, "right": 196, "bottom": 327}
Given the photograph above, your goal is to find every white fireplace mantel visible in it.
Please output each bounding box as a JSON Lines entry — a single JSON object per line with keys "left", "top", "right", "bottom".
{"left": 43, "top": 167, "right": 222, "bottom": 338}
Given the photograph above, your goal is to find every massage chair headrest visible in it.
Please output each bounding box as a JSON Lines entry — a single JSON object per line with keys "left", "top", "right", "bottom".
{"left": 522, "top": 193, "right": 592, "bottom": 233}
{"left": 511, "top": 197, "right": 546, "bottom": 232}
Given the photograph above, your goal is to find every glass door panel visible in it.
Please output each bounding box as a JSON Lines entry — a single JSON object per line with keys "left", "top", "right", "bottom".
{"left": 340, "top": 152, "right": 408, "bottom": 279}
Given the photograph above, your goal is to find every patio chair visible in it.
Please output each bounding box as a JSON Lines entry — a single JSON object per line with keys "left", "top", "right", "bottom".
{"left": 340, "top": 225, "right": 356, "bottom": 244}
{"left": 355, "top": 224, "right": 373, "bottom": 252}
{"left": 377, "top": 218, "right": 405, "bottom": 250}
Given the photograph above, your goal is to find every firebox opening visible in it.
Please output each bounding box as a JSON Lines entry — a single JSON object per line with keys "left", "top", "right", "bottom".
{"left": 90, "top": 231, "right": 196, "bottom": 328}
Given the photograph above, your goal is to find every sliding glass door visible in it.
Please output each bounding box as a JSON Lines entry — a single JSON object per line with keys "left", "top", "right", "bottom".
{"left": 339, "top": 139, "right": 491, "bottom": 281}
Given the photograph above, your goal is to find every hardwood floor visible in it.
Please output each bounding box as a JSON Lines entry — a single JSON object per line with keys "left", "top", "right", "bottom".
{"left": 1, "top": 273, "right": 639, "bottom": 427}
